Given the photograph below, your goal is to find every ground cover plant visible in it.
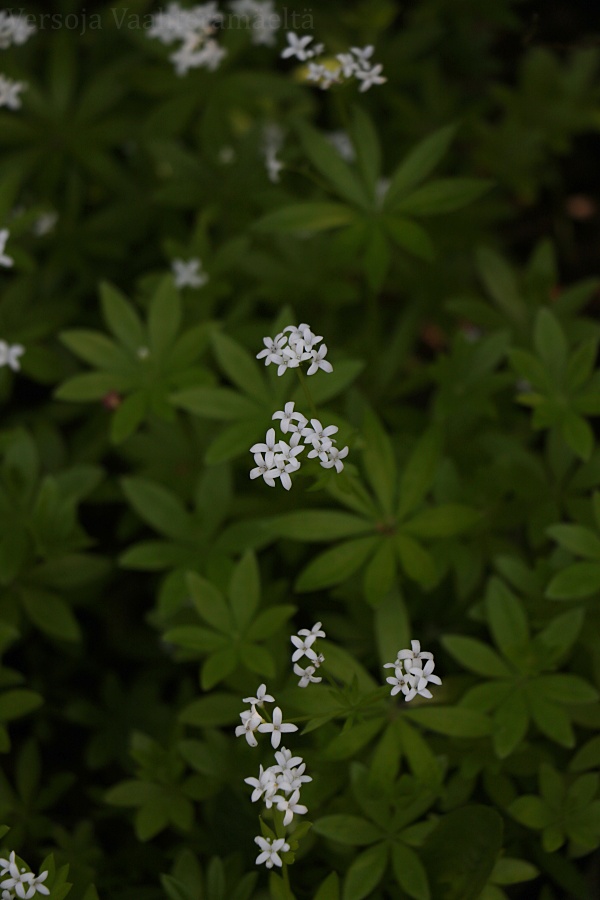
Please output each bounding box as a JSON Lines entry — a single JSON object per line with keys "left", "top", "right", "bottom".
{"left": 0, "top": 0, "right": 599, "bottom": 897}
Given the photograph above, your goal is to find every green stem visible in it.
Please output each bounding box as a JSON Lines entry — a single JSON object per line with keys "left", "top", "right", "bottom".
{"left": 295, "top": 367, "right": 319, "bottom": 420}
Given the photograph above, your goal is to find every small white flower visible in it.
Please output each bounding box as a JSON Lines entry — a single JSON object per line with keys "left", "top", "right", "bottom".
{"left": 243, "top": 684, "right": 275, "bottom": 706}
{"left": 301, "top": 419, "right": 338, "bottom": 446}
{"left": 355, "top": 63, "right": 387, "bottom": 92}
{"left": 307, "top": 437, "right": 333, "bottom": 459}
{"left": 336, "top": 52, "right": 358, "bottom": 78}
{"left": 298, "top": 621, "right": 326, "bottom": 639}
{"left": 294, "top": 663, "right": 322, "bottom": 687}
{"left": 172, "top": 257, "right": 208, "bottom": 288}
{"left": 275, "top": 788, "right": 308, "bottom": 826}
{"left": 326, "top": 130, "right": 355, "bottom": 162}
{"left": 273, "top": 747, "right": 303, "bottom": 771}
{"left": 276, "top": 434, "right": 305, "bottom": 465}
{"left": 257, "top": 706, "right": 298, "bottom": 749}
{"left": 256, "top": 332, "right": 286, "bottom": 365}
{"left": 307, "top": 343, "right": 333, "bottom": 376}
{"left": 290, "top": 633, "right": 318, "bottom": 663}
{"left": 350, "top": 45, "right": 375, "bottom": 68}
{"left": 254, "top": 836, "right": 290, "bottom": 869}
{"left": 397, "top": 640, "right": 434, "bottom": 669}
{"left": 0, "top": 74, "right": 27, "bottom": 111}
{"left": 283, "top": 343, "right": 312, "bottom": 367}
{"left": 31, "top": 871, "right": 50, "bottom": 896}
{"left": 0, "top": 229, "right": 14, "bottom": 268}
{"left": 285, "top": 762, "right": 312, "bottom": 791}
{"left": 245, "top": 764, "right": 275, "bottom": 802}
{"left": 249, "top": 452, "right": 278, "bottom": 486}
{"left": 250, "top": 428, "right": 279, "bottom": 464}
{"left": 281, "top": 32, "right": 314, "bottom": 61}
{"left": 0, "top": 12, "right": 36, "bottom": 49}
{"left": 320, "top": 444, "right": 349, "bottom": 473}
{"left": 386, "top": 667, "right": 418, "bottom": 702}
{"left": 265, "top": 150, "right": 283, "bottom": 182}
{"left": 235, "top": 707, "right": 263, "bottom": 746}
{"left": 272, "top": 401, "right": 306, "bottom": 433}
{"left": 32, "top": 211, "right": 58, "bottom": 236}
{"left": 0, "top": 341, "right": 25, "bottom": 372}
{"left": 408, "top": 659, "right": 442, "bottom": 698}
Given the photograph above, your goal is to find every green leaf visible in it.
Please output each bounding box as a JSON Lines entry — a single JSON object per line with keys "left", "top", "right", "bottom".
{"left": 397, "top": 430, "right": 441, "bottom": 519}
{"left": 148, "top": 276, "right": 181, "bottom": 358}
{"left": 528, "top": 691, "right": 574, "bottom": 747}
{"left": 476, "top": 247, "right": 523, "bottom": 322}
{"left": 547, "top": 524, "right": 600, "bottom": 560}
{"left": 211, "top": 332, "right": 267, "bottom": 403}
{"left": 398, "top": 719, "right": 443, "bottom": 790}
{"left": 229, "top": 551, "right": 260, "bottom": 629}
{"left": 561, "top": 411, "right": 594, "bottom": 462}
{"left": 205, "top": 419, "right": 264, "bottom": 465}
{"left": 537, "top": 674, "right": 598, "bottom": 705}
{"left": 391, "top": 843, "right": 430, "bottom": 900}
{"left": 395, "top": 534, "right": 438, "bottom": 587}
{"left": 314, "top": 872, "right": 340, "bottom": 900}
{"left": 363, "top": 539, "right": 396, "bottom": 607}
{"left": 362, "top": 407, "right": 396, "bottom": 514}
{"left": 121, "top": 477, "right": 193, "bottom": 541}
{"left": 22, "top": 589, "right": 81, "bottom": 642}
{"left": 490, "top": 857, "right": 539, "bottom": 885}
{"left": 508, "top": 796, "right": 549, "bottom": 829}
{"left": 254, "top": 202, "right": 357, "bottom": 233}
{"left": 442, "top": 635, "right": 513, "bottom": 679}
{"left": 55, "top": 371, "right": 130, "bottom": 401}
{"left": 100, "top": 281, "right": 144, "bottom": 352}
{"left": 350, "top": 106, "right": 381, "bottom": 195}
{"left": 179, "top": 693, "right": 242, "bottom": 726}
{"left": 170, "top": 386, "right": 260, "bottom": 420}
{"left": 421, "top": 806, "right": 503, "bottom": 900}
{"left": 246, "top": 605, "right": 296, "bottom": 641}
{"left": 60, "top": 329, "right": 134, "bottom": 374}
{"left": 295, "top": 536, "right": 379, "bottom": 592}
{"left": 110, "top": 391, "right": 147, "bottom": 444}
{"left": 314, "top": 815, "right": 381, "bottom": 846}
{"left": 384, "top": 217, "right": 435, "bottom": 261}
{"left": 239, "top": 643, "right": 275, "bottom": 678}
{"left": 296, "top": 120, "right": 371, "bottom": 209}
{"left": 324, "top": 719, "right": 384, "bottom": 761}
{"left": 164, "top": 626, "right": 227, "bottom": 653}
{"left": 376, "top": 588, "right": 410, "bottom": 667}
{"left": 343, "top": 842, "right": 389, "bottom": 900}
{"left": 187, "top": 572, "right": 232, "bottom": 633}
{"left": 535, "top": 608, "right": 584, "bottom": 661}
{"left": 492, "top": 692, "right": 529, "bottom": 759}
{"left": 567, "top": 337, "right": 598, "bottom": 390}
{"left": 385, "top": 124, "right": 457, "bottom": 208}
{"left": 403, "top": 504, "right": 479, "bottom": 537}
{"left": 201, "top": 648, "right": 238, "bottom": 690}
{"left": 570, "top": 735, "right": 600, "bottom": 773}
{"left": 404, "top": 707, "right": 491, "bottom": 738}
{"left": 393, "top": 178, "right": 492, "bottom": 217}
{"left": 268, "top": 510, "right": 372, "bottom": 542}
{"left": 0, "top": 689, "right": 43, "bottom": 721}
{"left": 546, "top": 561, "right": 600, "bottom": 599}
{"left": 534, "top": 308, "right": 567, "bottom": 378}
{"left": 300, "top": 358, "right": 365, "bottom": 405}
{"left": 485, "top": 577, "right": 529, "bottom": 662}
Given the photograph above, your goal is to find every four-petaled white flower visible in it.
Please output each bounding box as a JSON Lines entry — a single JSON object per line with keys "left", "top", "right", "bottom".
{"left": 302, "top": 419, "right": 338, "bottom": 445}
{"left": 250, "top": 428, "right": 279, "bottom": 465}
{"left": 397, "top": 640, "right": 434, "bottom": 668}
{"left": 356, "top": 63, "right": 387, "bottom": 92}
{"left": 249, "top": 452, "right": 277, "bottom": 486}
{"left": 257, "top": 333, "right": 286, "bottom": 365}
{"left": 294, "top": 662, "right": 322, "bottom": 687}
{"left": 258, "top": 706, "right": 298, "bottom": 749}
{"left": 298, "top": 622, "right": 326, "bottom": 639}
{"left": 0, "top": 849, "right": 49, "bottom": 898}
{"left": 244, "top": 764, "right": 274, "bottom": 802}
{"left": 0, "top": 341, "right": 25, "bottom": 372}
{"left": 273, "top": 747, "right": 303, "bottom": 771}
{"left": 275, "top": 788, "right": 308, "bottom": 826}
{"left": 408, "top": 659, "right": 442, "bottom": 699}
{"left": 0, "top": 74, "right": 27, "bottom": 110}
{"left": 307, "top": 343, "right": 333, "bottom": 375}
{"left": 235, "top": 706, "right": 263, "bottom": 746}
{"left": 254, "top": 836, "right": 290, "bottom": 869}
{"left": 281, "top": 32, "right": 314, "bottom": 61}
{"left": 0, "top": 229, "right": 13, "bottom": 268}
{"left": 243, "top": 684, "right": 274, "bottom": 706}
{"left": 320, "top": 444, "right": 349, "bottom": 473}
{"left": 171, "top": 257, "right": 208, "bottom": 288}
{"left": 386, "top": 668, "right": 418, "bottom": 702}
{"left": 272, "top": 401, "right": 306, "bottom": 433}
{"left": 290, "top": 633, "right": 318, "bottom": 663}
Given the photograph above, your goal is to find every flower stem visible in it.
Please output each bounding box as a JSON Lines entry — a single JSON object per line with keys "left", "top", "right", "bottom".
{"left": 295, "top": 367, "right": 319, "bottom": 420}
{"left": 282, "top": 861, "right": 294, "bottom": 899}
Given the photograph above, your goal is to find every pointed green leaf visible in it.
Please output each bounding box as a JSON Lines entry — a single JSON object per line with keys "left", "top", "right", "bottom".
{"left": 212, "top": 331, "right": 268, "bottom": 403}
{"left": 343, "top": 842, "right": 389, "bottom": 900}
{"left": 385, "top": 124, "right": 457, "bottom": 208}
{"left": 229, "top": 551, "right": 260, "bottom": 629}
{"left": 295, "top": 536, "right": 379, "bottom": 592}
{"left": 313, "top": 815, "right": 381, "bottom": 846}
{"left": 149, "top": 276, "right": 181, "bottom": 358}
{"left": 254, "top": 202, "right": 357, "bottom": 233}
{"left": 391, "top": 843, "right": 430, "bottom": 900}
{"left": 296, "top": 121, "right": 371, "bottom": 209}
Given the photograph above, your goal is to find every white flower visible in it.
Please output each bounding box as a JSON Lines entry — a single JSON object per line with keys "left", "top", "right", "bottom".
{"left": 254, "top": 836, "right": 290, "bottom": 869}
{"left": 285, "top": 762, "right": 312, "bottom": 792}
{"left": 32, "top": 211, "right": 58, "bottom": 236}
{"left": 355, "top": 63, "right": 387, "bottom": 92}
{"left": 243, "top": 684, "right": 275, "bottom": 706}
{"left": 0, "top": 852, "right": 15, "bottom": 877}
{"left": 0, "top": 74, "right": 27, "bottom": 110}
{"left": 336, "top": 53, "right": 358, "bottom": 78}
{"left": 290, "top": 633, "right": 318, "bottom": 663}
{"left": 397, "top": 640, "right": 434, "bottom": 669}
{"left": 250, "top": 428, "right": 279, "bottom": 464}
{"left": 172, "top": 257, "right": 208, "bottom": 288}
{"left": 30, "top": 871, "right": 49, "bottom": 896}
{"left": 0, "top": 341, "right": 25, "bottom": 372}
{"left": 281, "top": 32, "right": 314, "bottom": 61}
{"left": 273, "top": 747, "right": 303, "bottom": 771}
{"left": 298, "top": 621, "right": 326, "bottom": 639}
{"left": 245, "top": 764, "right": 275, "bottom": 802}
{"left": 268, "top": 455, "right": 299, "bottom": 491}
{"left": 257, "top": 706, "right": 298, "bottom": 749}
{"left": 265, "top": 150, "right": 283, "bottom": 182}
{"left": 350, "top": 45, "right": 375, "bottom": 68}
{"left": 275, "top": 788, "right": 307, "bottom": 826}
{"left": 0, "top": 229, "right": 14, "bottom": 268}
{"left": 256, "top": 332, "right": 286, "bottom": 365}
{"left": 301, "top": 419, "right": 338, "bottom": 446}
{"left": 283, "top": 322, "right": 310, "bottom": 340}
{"left": 320, "top": 444, "right": 349, "bottom": 473}
{"left": 272, "top": 401, "right": 306, "bottom": 433}
{"left": 249, "top": 452, "right": 278, "bottom": 486}
{"left": 283, "top": 343, "right": 312, "bottom": 367}
{"left": 171, "top": 36, "right": 227, "bottom": 74}
{"left": 326, "top": 130, "right": 355, "bottom": 162}
{"left": 408, "top": 659, "right": 442, "bottom": 699}
{"left": 294, "top": 663, "right": 322, "bottom": 687}
{"left": 276, "top": 434, "right": 305, "bottom": 466}
{"left": 307, "top": 437, "right": 333, "bottom": 459}
{"left": 235, "top": 706, "right": 263, "bottom": 746}
{"left": 0, "top": 12, "right": 36, "bottom": 49}
{"left": 307, "top": 343, "right": 333, "bottom": 375}
{"left": 386, "top": 667, "right": 418, "bottom": 702}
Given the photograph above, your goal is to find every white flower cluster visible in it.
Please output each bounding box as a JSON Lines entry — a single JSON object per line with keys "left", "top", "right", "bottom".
{"left": 171, "top": 257, "right": 208, "bottom": 288}
{"left": 147, "top": 2, "right": 226, "bottom": 76}
{"left": 0, "top": 13, "right": 35, "bottom": 112}
{"left": 235, "top": 683, "right": 298, "bottom": 749}
{"left": 291, "top": 622, "right": 325, "bottom": 687}
{"left": 250, "top": 403, "right": 349, "bottom": 489}
{"left": 256, "top": 323, "right": 332, "bottom": 377}
{"left": 0, "top": 851, "right": 49, "bottom": 899}
{"left": 0, "top": 12, "right": 36, "bottom": 49}
{"left": 0, "top": 230, "right": 24, "bottom": 372}
{"left": 383, "top": 640, "right": 442, "bottom": 702}
{"left": 281, "top": 34, "right": 386, "bottom": 92}
{"left": 229, "top": 0, "right": 280, "bottom": 46}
